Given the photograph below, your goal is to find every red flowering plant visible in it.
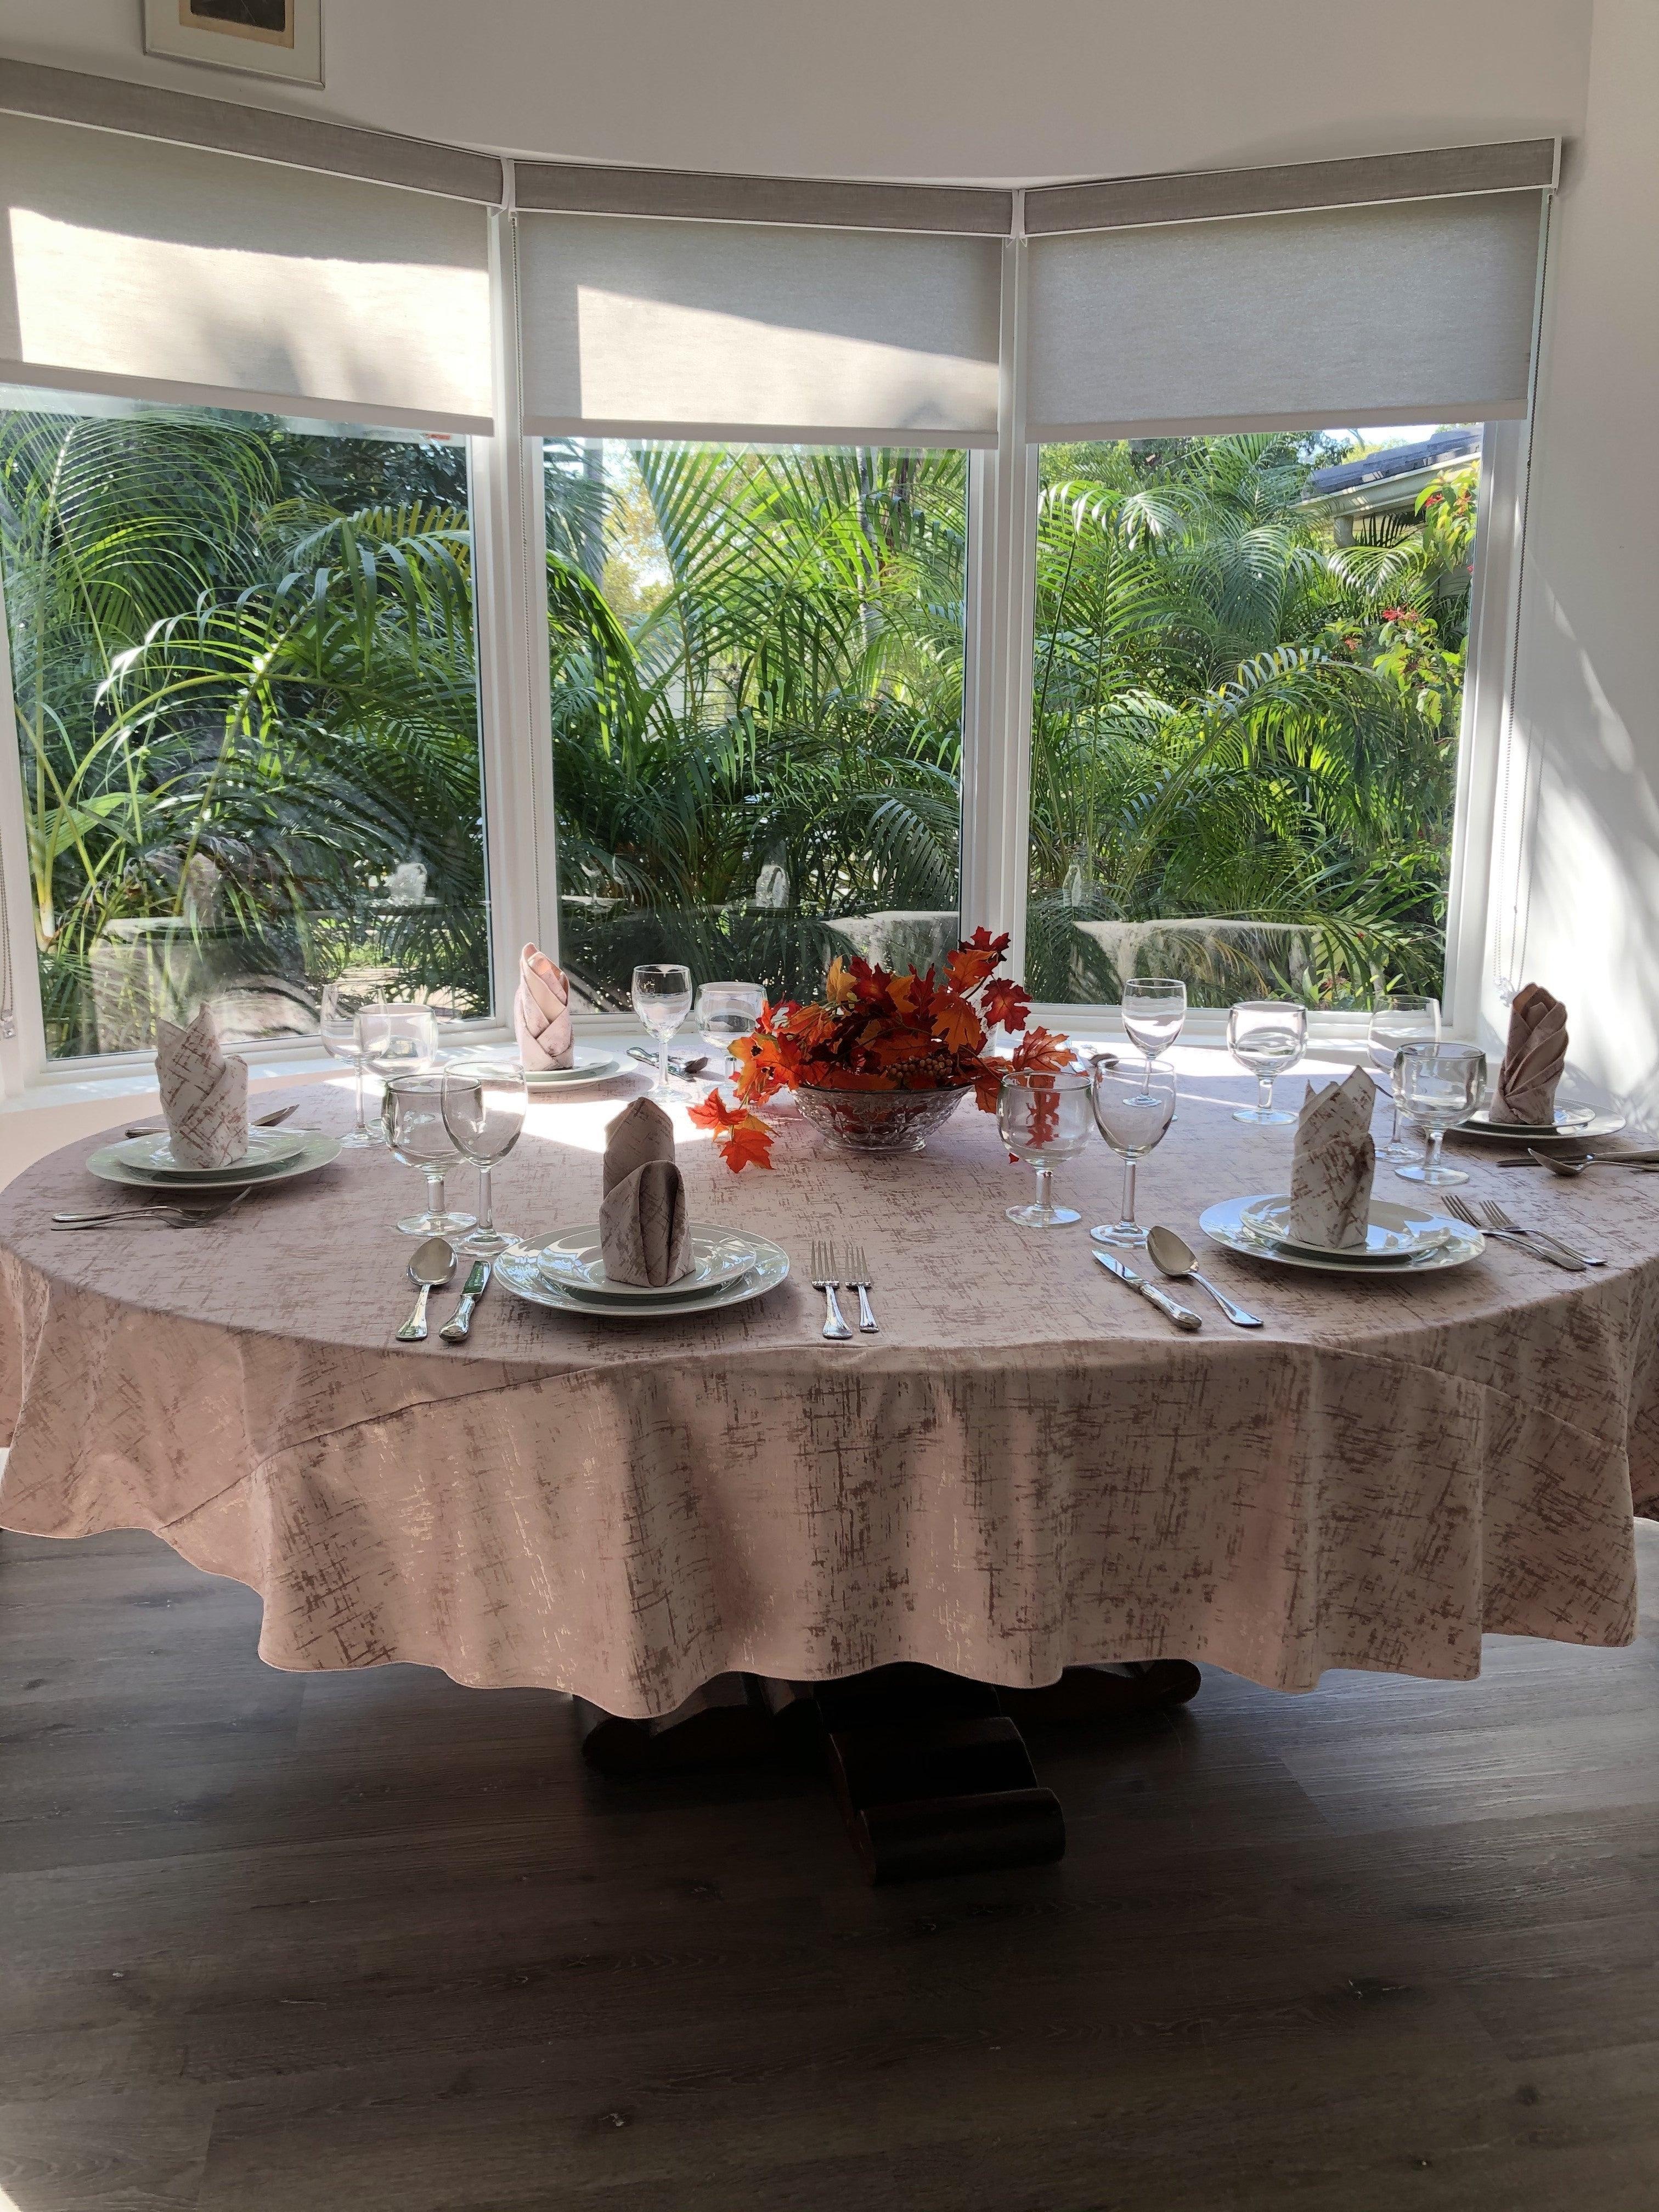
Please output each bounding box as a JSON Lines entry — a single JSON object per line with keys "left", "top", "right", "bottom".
{"left": 689, "top": 929, "right": 1072, "bottom": 1171}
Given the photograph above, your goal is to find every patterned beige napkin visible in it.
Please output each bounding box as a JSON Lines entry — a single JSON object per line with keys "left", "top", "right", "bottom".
{"left": 1490, "top": 983, "right": 1568, "bottom": 1125}
{"left": 155, "top": 1005, "right": 248, "bottom": 1170}
{"left": 1288, "top": 1068, "right": 1376, "bottom": 1251}
{"left": 514, "top": 942, "right": 575, "bottom": 1071}
{"left": 600, "top": 1098, "right": 690, "bottom": 1286}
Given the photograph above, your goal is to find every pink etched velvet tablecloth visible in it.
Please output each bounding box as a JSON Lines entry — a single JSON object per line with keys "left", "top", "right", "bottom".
{"left": 1, "top": 1048, "right": 1655, "bottom": 1717}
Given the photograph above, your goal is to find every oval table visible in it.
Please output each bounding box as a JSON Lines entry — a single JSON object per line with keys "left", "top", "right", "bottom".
{"left": 3, "top": 1050, "right": 1656, "bottom": 1876}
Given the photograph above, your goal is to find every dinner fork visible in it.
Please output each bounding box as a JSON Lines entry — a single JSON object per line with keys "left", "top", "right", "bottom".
{"left": 843, "top": 1244, "right": 879, "bottom": 1334}
{"left": 1471, "top": 1193, "right": 1603, "bottom": 1269}
{"left": 52, "top": 1189, "right": 254, "bottom": 1232}
{"left": 1443, "top": 1193, "right": 1592, "bottom": 1272}
{"left": 810, "top": 1238, "right": 853, "bottom": 1342}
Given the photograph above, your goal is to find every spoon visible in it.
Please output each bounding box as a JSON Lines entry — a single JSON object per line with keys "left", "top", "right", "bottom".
{"left": 397, "top": 1237, "right": 454, "bottom": 1343}
{"left": 1519, "top": 1146, "right": 1659, "bottom": 1177}
{"left": 1146, "top": 1224, "right": 1264, "bottom": 1329}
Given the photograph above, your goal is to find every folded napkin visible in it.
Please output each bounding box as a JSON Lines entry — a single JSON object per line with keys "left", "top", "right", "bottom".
{"left": 513, "top": 942, "right": 575, "bottom": 1071}
{"left": 155, "top": 1005, "right": 248, "bottom": 1170}
{"left": 600, "top": 1097, "right": 690, "bottom": 1286}
{"left": 1288, "top": 1068, "right": 1376, "bottom": 1251}
{"left": 1490, "top": 983, "right": 1568, "bottom": 1125}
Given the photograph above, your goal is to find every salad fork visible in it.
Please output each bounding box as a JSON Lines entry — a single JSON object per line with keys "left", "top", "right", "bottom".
{"left": 810, "top": 1239, "right": 853, "bottom": 1342}
{"left": 1471, "top": 1193, "right": 1603, "bottom": 1268}
{"left": 1443, "top": 1193, "right": 1592, "bottom": 1271}
{"left": 843, "top": 1244, "right": 879, "bottom": 1333}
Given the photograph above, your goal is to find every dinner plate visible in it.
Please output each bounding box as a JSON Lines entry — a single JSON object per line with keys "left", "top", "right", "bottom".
{"left": 112, "top": 1126, "right": 308, "bottom": 1178}
{"left": 536, "top": 1223, "right": 763, "bottom": 1300}
{"left": 498, "top": 1235, "right": 789, "bottom": 1319}
{"left": 1239, "top": 1195, "right": 1444, "bottom": 1262}
{"left": 1200, "top": 1194, "right": 1482, "bottom": 1277}
{"left": 1455, "top": 1105, "right": 1622, "bottom": 1142}
{"left": 522, "top": 1048, "right": 623, "bottom": 1090}
{"left": 87, "top": 1129, "right": 343, "bottom": 1192}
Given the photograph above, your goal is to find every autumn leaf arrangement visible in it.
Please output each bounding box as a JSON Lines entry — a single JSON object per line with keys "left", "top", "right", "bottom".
{"left": 690, "top": 929, "right": 1071, "bottom": 1171}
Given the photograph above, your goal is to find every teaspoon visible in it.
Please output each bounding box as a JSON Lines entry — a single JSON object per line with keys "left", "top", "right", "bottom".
{"left": 1146, "top": 1224, "right": 1264, "bottom": 1329}
{"left": 397, "top": 1237, "right": 454, "bottom": 1343}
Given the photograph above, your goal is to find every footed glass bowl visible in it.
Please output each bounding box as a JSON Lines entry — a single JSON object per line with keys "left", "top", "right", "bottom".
{"left": 793, "top": 1082, "right": 973, "bottom": 1154}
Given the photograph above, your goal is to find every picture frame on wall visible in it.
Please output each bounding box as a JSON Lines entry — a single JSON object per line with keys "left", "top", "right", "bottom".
{"left": 142, "top": 1, "right": 324, "bottom": 87}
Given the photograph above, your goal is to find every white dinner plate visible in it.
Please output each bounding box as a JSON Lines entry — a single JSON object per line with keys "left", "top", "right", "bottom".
{"left": 87, "top": 1129, "right": 343, "bottom": 1193}
{"left": 522, "top": 1048, "right": 623, "bottom": 1090}
{"left": 536, "top": 1223, "right": 763, "bottom": 1300}
{"left": 498, "top": 1235, "right": 789, "bottom": 1319}
{"left": 1200, "top": 1193, "right": 1483, "bottom": 1277}
{"left": 1455, "top": 1105, "right": 1622, "bottom": 1143}
{"left": 112, "top": 1126, "right": 308, "bottom": 1179}
{"left": 1239, "top": 1195, "right": 1446, "bottom": 1262}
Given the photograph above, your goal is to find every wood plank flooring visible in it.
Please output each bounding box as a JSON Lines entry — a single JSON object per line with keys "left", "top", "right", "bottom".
{"left": 5, "top": 1521, "right": 1659, "bottom": 2210}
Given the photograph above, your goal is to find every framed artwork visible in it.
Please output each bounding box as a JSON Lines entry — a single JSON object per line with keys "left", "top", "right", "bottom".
{"left": 142, "top": 1, "right": 324, "bottom": 86}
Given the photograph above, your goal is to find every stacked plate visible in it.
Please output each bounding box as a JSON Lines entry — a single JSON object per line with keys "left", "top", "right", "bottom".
{"left": 1454, "top": 1104, "right": 1624, "bottom": 1144}
{"left": 1199, "top": 1192, "right": 1483, "bottom": 1277}
{"left": 521, "top": 1047, "right": 625, "bottom": 1092}
{"left": 87, "top": 1123, "right": 343, "bottom": 1193}
{"left": 496, "top": 1223, "right": 790, "bottom": 1319}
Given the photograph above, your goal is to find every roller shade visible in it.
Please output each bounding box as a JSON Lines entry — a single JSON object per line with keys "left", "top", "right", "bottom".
{"left": 518, "top": 212, "right": 1004, "bottom": 445}
{"left": 0, "top": 114, "right": 493, "bottom": 432}
{"left": 1026, "top": 190, "right": 1545, "bottom": 441}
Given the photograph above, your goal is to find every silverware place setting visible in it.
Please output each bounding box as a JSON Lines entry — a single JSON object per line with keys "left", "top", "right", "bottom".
{"left": 397, "top": 1237, "right": 456, "bottom": 1342}
{"left": 1442, "top": 1193, "right": 1601, "bottom": 1271}
{"left": 52, "top": 1188, "right": 255, "bottom": 1232}
{"left": 810, "top": 1238, "right": 854, "bottom": 1342}
{"left": 1496, "top": 1146, "right": 1659, "bottom": 1175}
{"left": 1144, "top": 1224, "right": 1263, "bottom": 1328}
{"left": 439, "top": 1259, "right": 492, "bottom": 1343}
{"left": 843, "top": 1244, "right": 880, "bottom": 1334}
{"left": 1093, "top": 1246, "right": 1203, "bottom": 1331}
{"left": 122, "top": 1103, "right": 301, "bottom": 1142}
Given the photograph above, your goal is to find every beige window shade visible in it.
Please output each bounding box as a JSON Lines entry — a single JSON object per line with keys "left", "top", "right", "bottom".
{"left": 1026, "top": 191, "right": 1545, "bottom": 441}
{"left": 0, "top": 115, "right": 493, "bottom": 432}
{"left": 518, "top": 212, "right": 1003, "bottom": 445}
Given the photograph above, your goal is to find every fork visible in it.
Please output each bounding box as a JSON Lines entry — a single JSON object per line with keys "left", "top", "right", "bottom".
{"left": 53, "top": 1189, "right": 255, "bottom": 1232}
{"left": 1472, "top": 1193, "right": 1604, "bottom": 1269}
{"left": 843, "top": 1243, "right": 879, "bottom": 1334}
{"left": 1443, "top": 1193, "right": 1593, "bottom": 1271}
{"left": 810, "top": 1238, "right": 853, "bottom": 1342}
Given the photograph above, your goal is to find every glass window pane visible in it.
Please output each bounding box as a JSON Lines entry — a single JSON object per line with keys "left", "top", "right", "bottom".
{"left": 0, "top": 388, "right": 491, "bottom": 1057}
{"left": 1025, "top": 427, "right": 1481, "bottom": 1009}
{"left": 544, "top": 441, "right": 966, "bottom": 1007}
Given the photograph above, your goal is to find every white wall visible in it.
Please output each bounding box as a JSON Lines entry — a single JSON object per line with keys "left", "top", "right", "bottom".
{"left": 2, "top": 1, "right": 1591, "bottom": 182}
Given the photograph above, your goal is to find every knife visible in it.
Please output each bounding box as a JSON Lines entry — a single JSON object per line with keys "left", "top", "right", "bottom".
{"left": 1093, "top": 1247, "right": 1203, "bottom": 1331}
{"left": 439, "top": 1259, "right": 492, "bottom": 1342}
{"left": 627, "top": 1046, "right": 710, "bottom": 1078}
{"left": 125, "top": 1103, "right": 299, "bottom": 1141}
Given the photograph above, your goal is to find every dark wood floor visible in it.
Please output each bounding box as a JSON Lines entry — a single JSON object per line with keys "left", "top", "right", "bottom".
{"left": 5, "top": 1526, "right": 1659, "bottom": 2212}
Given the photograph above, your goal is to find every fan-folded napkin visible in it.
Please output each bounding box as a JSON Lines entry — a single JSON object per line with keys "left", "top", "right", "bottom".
{"left": 514, "top": 943, "right": 575, "bottom": 1071}
{"left": 1288, "top": 1068, "right": 1376, "bottom": 1251}
{"left": 1490, "top": 983, "right": 1568, "bottom": 1125}
{"left": 155, "top": 1006, "right": 248, "bottom": 1170}
{"left": 600, "top": 1097, "right": 690, "bottom": 1286}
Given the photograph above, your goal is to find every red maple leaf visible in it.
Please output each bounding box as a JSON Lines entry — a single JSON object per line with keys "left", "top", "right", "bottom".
{"left": 934, "top": 995, "right": 986, "bottom": 1054}
{"left": 1011, "top": 1025, "right": 1073, "bottom": 1074}
{"left": 980, "top": 978, "right": 1030, "bottom": 1032}
{"left": 687, "top": 1089, "right": 775, "bottom": 1171}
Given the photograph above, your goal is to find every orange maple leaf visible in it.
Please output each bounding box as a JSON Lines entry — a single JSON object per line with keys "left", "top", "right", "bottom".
{"left": 823, "top": 956, "right": 858, "bottom": 1009}
{"left": 981, "top": 978, "right": 1030, "bottom": 1032}
{"left": 1011, "top": 1024, "right": 1072, "bottom": 1073}
{"left": 945, "top": 945, "right": 998, "bottom": 992}
{"left": 687, "top": 1089, "right": 775, "bottom": 1171}
{"left": 934, "top": 995, "right": 987, "bottom": 1054}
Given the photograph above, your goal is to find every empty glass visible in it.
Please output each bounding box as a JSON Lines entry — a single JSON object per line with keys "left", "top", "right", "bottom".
{"left": 358, "top": 1003, "right": 439, "bottom": 1119}
{"left": 441, "top": 1059, "right": 529, "bottom": 1256}
{"left": 382, "top": 1071, "right": 476, "bottom": 1238}
{"left": 1391, "top": 1043, "right": 1486, "bottom": 1187}
{"left": 697, "top": 981, "right": 768, "bottom": 1074}
{"left": 319, "top": 980, "right": 381, "bottom": 1147}
{"left": 997, "top": 1070, "right": 1093, "bottom": 1227}
{"left": 1227, "top": 1000, "right": 1307, "bottom": 1124}
{"left": 631, "top": 963, "right": 693, "bottom": 1098}
{"left": 1121, "top": 978, "right": 1186, "bottom": 1100}
{"left": 1090, "top": 1062, "right": 1178, "bottom": 1248}
{"left": 1369, "top": 994, "right": 1440, "bottom": 1163}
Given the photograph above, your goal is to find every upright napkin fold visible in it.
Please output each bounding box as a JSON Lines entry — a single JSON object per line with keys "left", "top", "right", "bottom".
{"left": 514, "top": 942, "right": 575, "bottom": 1071}
{"left": 1288, "top": 1068, "right": 1376, "bottom": 1252}
{"left": 155, "top": 1005, "right": 247, "bottom": 1170}
{"left": 600, "top": 1097, "right": 690, "bottom": 1286}
{"left": 1491, "top": 983, "right": 1568, "bottom": 1125}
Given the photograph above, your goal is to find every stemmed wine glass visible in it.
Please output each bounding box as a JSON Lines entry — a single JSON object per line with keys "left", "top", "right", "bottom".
{"left": 1227, "top": 1000, "right": 1307, "bottom": 1125}
{"left": 1368, "top": 993, "right": 1440, "bottom": 1163}
{"left": 697, "top": 981, "right": 767, "bottom": 1080}
{"left": 997, "top": 1070, "right": 1093, "bottom": 1228}
{"left": 382, "top": 1072, "right": 477, "bottom": 1238}
{"left": 441, "top": 1059, "right": 529, "bottom": 1257}
{"left": 358, "top": 1002, "right": 439, "bottom": 1122}
{"left": 1391, "top": 1043, "right": 1486, "bottom": 1188}
{"left": 319, "top": 980, "right": 381, "bottom": 1148}
{"left": 1121, "top": 979, "right": 1186, "bottom": 1102}
{"left": 631, "top": 963, "right": 693, "bottom": 1098}
{"left": 1090, "top": 1062, "right": 1178, "bottom": 1248}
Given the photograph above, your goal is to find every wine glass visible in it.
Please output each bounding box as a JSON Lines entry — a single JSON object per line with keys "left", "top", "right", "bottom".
{"left": 1391, "top": 1043, "right": 1486, "bottom": 1187}
{"left": 1227, "top": 1000, "right": 1307, "bottom": 1124}
{"left": 997, "top": 1069, "right": 1093, "bottom": 1228}
{"left": 1090, "top": 1062, "right": 1178, "bottom": 1248}
{"left": 441, "top": 1059, "right": 529, "bottom": 1257}
{"left": 697, "top": 981, "right": 767, "bottom": 1076}
{"left": 631, "top": 963, "right": 693, "bottom": 1098}
{"left": 319, "top": 980, "right": 381, "bottom": 1147}
{"left": 358, "top": 1002, "right": 439, "bottom": 1127}
{"left": 382, "top": 1072, "right": 477, "bottom": 1238}
{"left": 1368, "top": 993, "right": 1440, "bottom": 1163}
{"left": 1121, "top": 979, "right": 1186, "bottom": 1101}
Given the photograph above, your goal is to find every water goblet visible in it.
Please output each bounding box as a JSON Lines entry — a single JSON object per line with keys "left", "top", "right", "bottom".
{"left": 1228, "top": 1000, "right": 1307, "bottom": 1124}
{"left": 319, "top": 980, "right": 381, "bottom": 1147}
{"left": 631, "top": 963, "right": 693, "bottom": 1098}
{"left": 1090, "top": 1062, "right": 1178, "bottom": 1248}
{"left": 382, "top": 1071, "right": 477, "bottom": 1238}
{"left": 1368, "top": 993, "right": 1440, "bottom": 1163}
{"left": 358, "top": 1002, "right": 439, "bottom": 1119}
{"left": 441, "top": 1059, "right": 529, "bottom": 1257}
{"left": 1391, "top": 1043, "right": 1486, "bottom": 1187}
{"left": 997, "top": 1069, "right": 1093, "bottom": 1228}
{"left": 1121, "top": 978, "right": 1186, "bottom": 1101}
{"left": 697, "top": 981, "right": 768, "bottom": 1076}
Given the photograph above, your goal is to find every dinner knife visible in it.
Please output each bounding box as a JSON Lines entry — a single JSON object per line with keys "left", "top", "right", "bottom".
{"left": 1092, "top": 1247, "right": 1203, "bottom": 1331}
{"left": 627, "top": 1047, "right": 710, "bottom": 1078}
{"left": 439, "top": 1260, "right": 492, "bottom": 1342}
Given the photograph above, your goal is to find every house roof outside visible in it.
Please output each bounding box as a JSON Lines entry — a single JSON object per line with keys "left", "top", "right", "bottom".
{"left": 1297, "top": 427, "right": 1481, "bottom": 533}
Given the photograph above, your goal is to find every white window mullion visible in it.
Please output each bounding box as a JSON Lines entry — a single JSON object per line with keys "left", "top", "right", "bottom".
{"left": 0, "top": 560, "right": 48, "bottom": 1094}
